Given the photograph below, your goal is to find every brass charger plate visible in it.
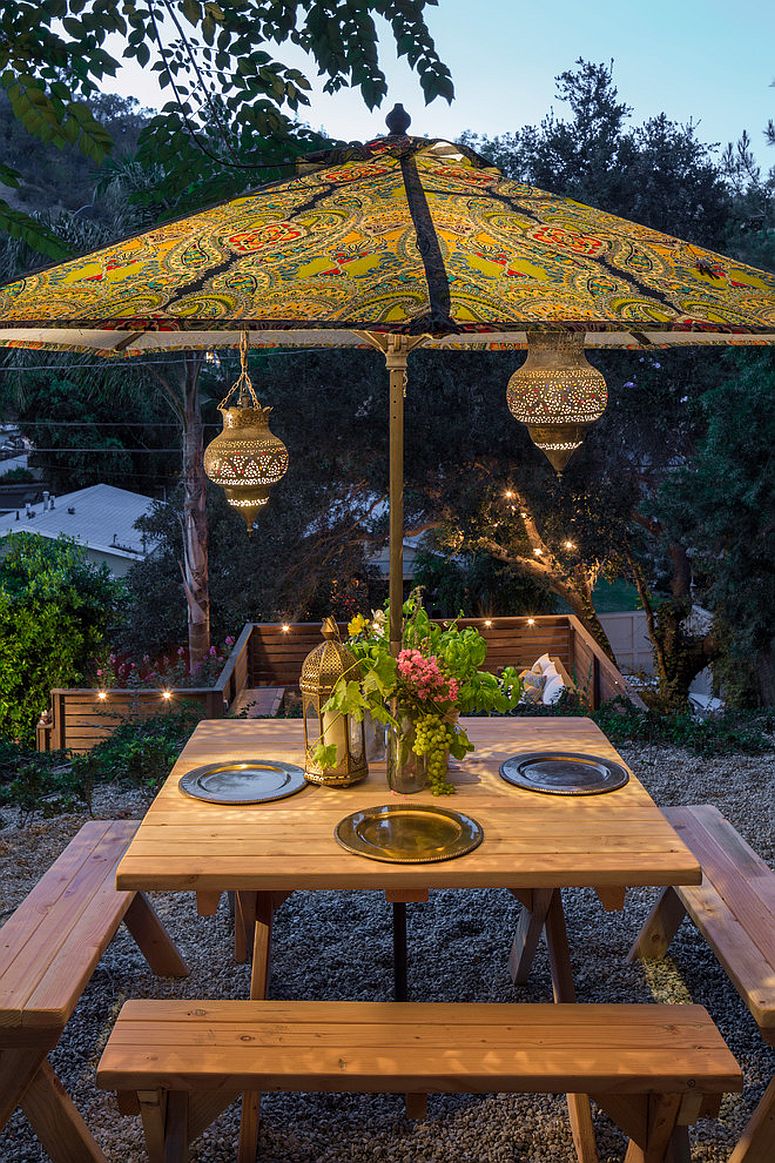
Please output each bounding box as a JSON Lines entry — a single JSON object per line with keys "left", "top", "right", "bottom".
{"left": 499, "top": 752, "right": 629, "bottom": 796}
{"left": 179, "top": 760, "right": 306, "bottom": 804}
{"left": 335, "top": 803, "right": 483, "bottom": 864}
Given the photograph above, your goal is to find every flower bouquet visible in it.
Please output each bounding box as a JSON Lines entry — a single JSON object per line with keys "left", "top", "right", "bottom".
{"left": 315, "top": 591, "right": 522, "bottom": 794}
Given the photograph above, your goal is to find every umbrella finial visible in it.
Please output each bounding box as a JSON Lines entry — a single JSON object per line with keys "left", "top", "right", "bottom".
{"left": 385, "top": 103, "right": 411, "bottom": 136}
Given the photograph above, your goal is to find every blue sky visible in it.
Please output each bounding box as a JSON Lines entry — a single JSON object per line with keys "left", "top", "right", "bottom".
{"left": 108, "top": 0, "right": 775, "bottom": 168}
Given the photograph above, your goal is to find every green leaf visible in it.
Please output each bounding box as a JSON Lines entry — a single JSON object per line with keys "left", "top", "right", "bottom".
{"left": 312, "top": 741, "right": 338, "bottom": 770}
{"left": 0, "top": 164, "right": 21, "bottom": 189}
{"left": 0, "top": 198, "right": 71, "bottom": 259}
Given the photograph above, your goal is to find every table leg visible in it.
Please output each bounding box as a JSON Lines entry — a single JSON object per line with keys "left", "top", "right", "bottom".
{"left": 392, "top": 902, "right": 408, "bottom": 1002}
{"left": 508, "top": 888, "right": 554, "bottom": 985}
{"left": 238, "top": 893, "right": 274, "bottom": 1163}
{"left": 544, "top": 890, "right": 599, "bottom": 1163}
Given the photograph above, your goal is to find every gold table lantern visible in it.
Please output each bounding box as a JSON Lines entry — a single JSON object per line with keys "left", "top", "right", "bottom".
{"left": 507, "top": 332, "right": 608, "bottom": 473}
{"left": 300, "top": 617, "right": 368, "bottom": 787}
{"left": 203, "top": 331, "right": 289, "bottom": 531}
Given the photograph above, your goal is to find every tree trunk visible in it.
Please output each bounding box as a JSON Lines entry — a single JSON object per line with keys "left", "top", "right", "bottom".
{"left": 628, "top": 549, "right": 716, "bottom": 712}
{"left": 180, "top": 355, "right": 210, "bottom": 671}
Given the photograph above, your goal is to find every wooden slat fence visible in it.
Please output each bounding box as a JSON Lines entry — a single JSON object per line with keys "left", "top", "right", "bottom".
{"left": 37, "top": 615, "right": 642, "bottom": 753}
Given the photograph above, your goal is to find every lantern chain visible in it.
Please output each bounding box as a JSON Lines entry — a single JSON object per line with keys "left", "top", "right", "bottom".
{"left": 217, "top": 332, "right": 262, "bottom": 410}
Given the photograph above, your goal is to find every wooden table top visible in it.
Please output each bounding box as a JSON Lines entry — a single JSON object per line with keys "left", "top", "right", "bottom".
{"left": 116, "top": 717, "right": 701, "bottom": 893}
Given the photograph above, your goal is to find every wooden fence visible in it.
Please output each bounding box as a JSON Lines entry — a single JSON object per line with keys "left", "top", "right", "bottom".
{"left": 37, "top": 614, "right": 641, "bottom": 753}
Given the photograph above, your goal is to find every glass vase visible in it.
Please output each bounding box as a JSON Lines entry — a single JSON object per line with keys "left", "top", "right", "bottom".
{"left": 386, "top": 711, "right": 427, "bottom": 794}
{"left": 363, "top": 710, "right": 386, "bottom": 762}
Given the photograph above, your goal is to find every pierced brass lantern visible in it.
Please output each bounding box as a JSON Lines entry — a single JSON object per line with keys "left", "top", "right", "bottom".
{"left": 507, "top": 332, "right": 607, "bottom": 473}
{"left": 300, "top": 617, "right": 368, "bottom": 787}
{"left": 203, "top": 332, "right": 289, "bottom": 531}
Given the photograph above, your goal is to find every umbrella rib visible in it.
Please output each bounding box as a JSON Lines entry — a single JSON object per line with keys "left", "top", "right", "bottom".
{"left": 161, "top": 175, "right": 357, "bottom": 313}
{"left": 399, "top": 154, "right": 454, "bottom": 332}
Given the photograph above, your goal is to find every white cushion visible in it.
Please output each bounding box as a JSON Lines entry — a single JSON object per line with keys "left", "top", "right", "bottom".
{"left": 542, "top": 662, "right": 559, "bottom": 681}
{"left": 532, "top": 652, "right": 553, "bottom": 674}
{"left": 542, "top": 674, "right": 565, "bottom": 705}
{"left": 520, "top": 672, "right": 545, "bottom": 703}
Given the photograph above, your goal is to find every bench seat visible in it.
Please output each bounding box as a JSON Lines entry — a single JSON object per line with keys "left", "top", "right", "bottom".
{"left": 630, "top": 804, "right": 775, "bottom": 1163}
{"left": 98, "top": 998, "right": 741, "bottom": 1162}
{"left": 0, "top": 820, "right": 188, "bottom": 1162}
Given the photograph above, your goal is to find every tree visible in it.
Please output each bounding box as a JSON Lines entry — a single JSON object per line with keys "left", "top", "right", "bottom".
{"left": 0, "top": 0, "right": 453, "bottom": 249}
{"left": 0, "top": 533, "right": 126, "bottom": 743}
{"left": 454, "top": 60, "right": 769, "bottom": 706}
{"left": 656, "top": 350, "right": 775, "bottom": 706}
{"left": 11, "top": 372, "right": 179, "bottom": 494}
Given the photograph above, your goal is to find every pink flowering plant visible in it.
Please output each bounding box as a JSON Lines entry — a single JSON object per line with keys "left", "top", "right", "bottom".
{"left": 90, "top": 636, "right": 235, "bottom": 690}
{"left": 316, "top": 591, "right": 521, "bottom": 791}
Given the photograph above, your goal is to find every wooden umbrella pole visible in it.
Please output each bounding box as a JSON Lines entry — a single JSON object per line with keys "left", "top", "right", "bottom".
{"left": 386, "top": 336, "right": 409, "bottom": 656}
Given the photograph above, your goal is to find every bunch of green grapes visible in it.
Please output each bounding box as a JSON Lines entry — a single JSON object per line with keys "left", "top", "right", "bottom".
{"left": 413, "top": 712, "right": 455, "bottom": 795}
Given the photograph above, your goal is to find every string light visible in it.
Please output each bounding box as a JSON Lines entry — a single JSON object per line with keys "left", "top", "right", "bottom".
{"left": 526, "top": 617, "right": 536, "bottom": 627}
{"left": 161, "top": 689, "right": 172, "bottom": 701}
{"left": 97, "top": 690, "right": 107, "bottom": 701}
{"left": 483, "top": 619, "right": 493, "bottom": 628}
{"left": 563, "top": 540, "right": 576, "bottom": 550}
{"left": 533, "top": 548, "right": 543, "bottom": 556}
{"left": 503, "top": 489, "right": 515, "bottom": 500}
{"left": 281, "top": 623, "right": 291, "bottom": 633}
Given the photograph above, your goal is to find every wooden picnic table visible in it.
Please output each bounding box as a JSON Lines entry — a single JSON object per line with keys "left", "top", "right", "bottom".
{"left": 116, "top": 715, "right": 701, "bottom": 1163}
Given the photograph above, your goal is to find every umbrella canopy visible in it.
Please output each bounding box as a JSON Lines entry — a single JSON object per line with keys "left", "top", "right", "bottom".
{"left": 1, "top": 133, "right": 774, "bottom": 355}
{"left": 1, "top": 124, "right": 774, "bottom": 651}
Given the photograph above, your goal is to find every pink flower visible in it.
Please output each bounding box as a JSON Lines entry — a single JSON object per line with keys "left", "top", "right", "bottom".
{"left": 209, "top": 645, "right": 217, "bottom": 656}
{"left": 96, "top": 668, "right": 103, "bottom": 677}
{"left": 177, "top": 646, "right": 185, "bottom": 656}
{"left": 225, "top": 635, "right": 235, "bottom": 646}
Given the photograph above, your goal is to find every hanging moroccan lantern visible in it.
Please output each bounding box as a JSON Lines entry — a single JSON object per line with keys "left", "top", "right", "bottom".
{"left": 507, "top": 332, "right": 607, "bottom": 473}
{"left": 300, "top": 617, "right": 368, "bottom": 788}
{"left": 203, "top": 332, "right": 289, "bottom": 531}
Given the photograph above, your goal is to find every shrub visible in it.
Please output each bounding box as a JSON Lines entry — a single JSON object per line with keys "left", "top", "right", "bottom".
{"left": 79, "top": 705, "right": 205, "bottom": 791}
{"left": 0, "top": 533, "right": 127, "bottom": 744}
{"left": 0, "top": 706, "right": 204, "bottom": 821}
{"left": 592, "top": 698, "right": 774, "bottom": 757}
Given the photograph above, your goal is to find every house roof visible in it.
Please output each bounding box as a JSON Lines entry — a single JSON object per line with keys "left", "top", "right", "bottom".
{"left": 0, "top": 483, "right": 156, "bottom": 559}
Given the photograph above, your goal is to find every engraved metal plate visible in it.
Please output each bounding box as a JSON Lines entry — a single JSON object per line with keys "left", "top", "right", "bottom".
{"left": 335, "top": 803, "right": 483, "bottom": 864}
{"left": 178, "top": 760, "right": 307, "bottom": 804}
{"left": 499, "top": 752, "right": 629, "bottom": 796}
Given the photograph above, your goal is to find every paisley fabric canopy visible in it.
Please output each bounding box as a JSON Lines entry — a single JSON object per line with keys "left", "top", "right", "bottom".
{"left": 1, "top": 135, "right": 774, "bottom": 356}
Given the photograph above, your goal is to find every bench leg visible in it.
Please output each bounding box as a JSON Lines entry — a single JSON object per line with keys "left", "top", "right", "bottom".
{"left": 139, "top": 1089, "right": 167, "bottom": 1163}
{"left": 623, "top": 1093, "right": 683, "bottom": 1162}
{"left": 18, "top": 1059, "right": 107, "bottom": 1163}
{"left": 123, "top": 892, "right": 189, "bottom": 978}
{"left": 627, "top": 887, "right": 687, "bottom": 962}
{"left": 163, "top": 1091, "right": 189, "bottom": 1163}
{"left": 508, "top": 888, "right": 554, "bottom": 984}
{"left": 730, "top": 1077, "right": 775, "bottom": 1163}
{"left": 0, "top": 1047, "right": 46, "bottom": 1130}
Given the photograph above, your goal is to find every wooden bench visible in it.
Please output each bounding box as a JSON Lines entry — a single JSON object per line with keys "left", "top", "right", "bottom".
{"left": 0, "top": 819, "right": 188, "bottom": 1163}
{"left": 629, "top": 804, "right": 775, "bottom": 1163}
{"left": 97, "top": 998, "right": 741, "bottom": 1163}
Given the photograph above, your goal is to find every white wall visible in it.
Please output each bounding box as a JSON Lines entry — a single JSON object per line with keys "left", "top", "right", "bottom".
{"left": 599, "top": 610, "right": 653, "bottom": 674}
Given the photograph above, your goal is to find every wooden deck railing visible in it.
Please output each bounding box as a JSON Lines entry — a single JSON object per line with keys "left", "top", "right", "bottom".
{"left": 36, "top": 614, "right": 642, "bottom": 753}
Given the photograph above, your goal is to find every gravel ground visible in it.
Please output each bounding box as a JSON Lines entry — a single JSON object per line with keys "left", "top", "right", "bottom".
{"left": 1, "top": 741, "right": 773, "bottom": 1162}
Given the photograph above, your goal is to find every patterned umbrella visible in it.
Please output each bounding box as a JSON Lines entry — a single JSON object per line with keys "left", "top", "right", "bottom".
{"left": 2, "top": 114, "right": 774, "bottom": 644}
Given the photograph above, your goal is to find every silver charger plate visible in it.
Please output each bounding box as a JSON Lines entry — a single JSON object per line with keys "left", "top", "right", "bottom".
{"left": 499, "top": 751, "right": 629, "bottom": 796}
{"left": 335, "top": 803, "right": 484, "bottom": 864}
{"left": 178, "top": 760, "right": 307, "bottom": 804}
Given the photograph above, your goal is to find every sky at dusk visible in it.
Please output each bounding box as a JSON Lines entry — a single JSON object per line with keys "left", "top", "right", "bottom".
{"left": 106, "top": 0, "right": 775, "bottom": 168}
